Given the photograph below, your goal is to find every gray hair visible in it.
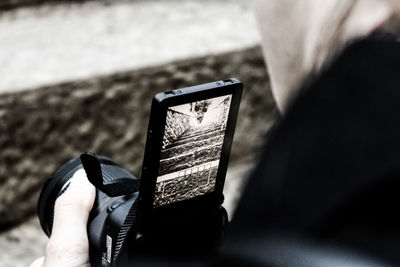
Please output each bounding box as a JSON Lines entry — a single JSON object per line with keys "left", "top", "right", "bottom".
{"left": 255, "top": 0, "right": 400, "bottom": 111}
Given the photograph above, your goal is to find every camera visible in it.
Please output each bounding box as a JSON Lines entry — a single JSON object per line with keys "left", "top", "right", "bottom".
{"left": 37, "top": 79, "right": 243, "bottom": 266}
{"left": 38, "top": 154, "right": 141, "bottom": 266}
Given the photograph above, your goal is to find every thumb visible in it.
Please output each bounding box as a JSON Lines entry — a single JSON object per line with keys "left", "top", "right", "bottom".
{"left": 44, "top": 168, "right": 96, "bottom": 266}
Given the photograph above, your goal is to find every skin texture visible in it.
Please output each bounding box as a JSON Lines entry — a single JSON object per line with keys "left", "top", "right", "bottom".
{"left": 30, "top": 169, "right": 95, "bottom": 267}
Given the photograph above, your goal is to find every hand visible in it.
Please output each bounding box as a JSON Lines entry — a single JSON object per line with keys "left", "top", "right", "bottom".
{"left": 30, "top": 169, "right": 96, "bottom": 267}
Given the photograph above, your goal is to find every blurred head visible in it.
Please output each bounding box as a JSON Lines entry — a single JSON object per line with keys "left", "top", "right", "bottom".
{"left": 254, "top": 0, "right": 400, "bottom": 111}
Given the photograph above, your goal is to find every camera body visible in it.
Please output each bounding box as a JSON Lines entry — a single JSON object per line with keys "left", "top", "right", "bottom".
{"left": 38, "top": 79, "right": 242, "bottom": 266}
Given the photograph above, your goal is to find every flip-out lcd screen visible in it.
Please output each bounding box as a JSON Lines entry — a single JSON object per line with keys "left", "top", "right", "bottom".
{"left": 153, "top": 94, "right": 232, "bottom": 208}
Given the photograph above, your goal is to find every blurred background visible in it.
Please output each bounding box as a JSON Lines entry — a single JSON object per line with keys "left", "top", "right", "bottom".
{"left": 0, "top": 0, "right": 277, "bottom": 265}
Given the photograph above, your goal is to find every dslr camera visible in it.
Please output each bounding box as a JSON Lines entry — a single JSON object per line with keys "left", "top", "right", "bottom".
{"left": 37, "top": 79, "right": 243, "bottom": 266}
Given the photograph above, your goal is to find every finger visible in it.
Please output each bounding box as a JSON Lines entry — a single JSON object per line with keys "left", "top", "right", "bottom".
{"left": 45, "top": 168, "right": 95, "bottom": 265}
{"left": 51, "top": 168, "right": 95, "bottom": 237}
{"left": 30, "top": 257, "right": 44, "bottom": 267}
{"left": 55, "top": 168, "right": 96, "bottom": 216}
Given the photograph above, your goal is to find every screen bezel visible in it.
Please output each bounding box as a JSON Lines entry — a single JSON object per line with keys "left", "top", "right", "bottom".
{"left": 137, "top": 79, "right": 242, "bottom": 232}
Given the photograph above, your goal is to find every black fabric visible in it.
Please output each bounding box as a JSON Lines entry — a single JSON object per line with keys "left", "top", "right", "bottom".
{"left": 228, "top": 36, "right": 400, "bottom": 265}
{"left": 119, "top": 37, "right": 400, "bottom": 265}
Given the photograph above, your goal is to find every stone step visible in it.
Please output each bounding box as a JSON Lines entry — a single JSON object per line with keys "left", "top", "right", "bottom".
{"left": 161, "top": 134, "right": 224, "bottom": 160}
{"left": 174, "top": 129, "right": 220, "bottom": 145}
{"left": 154, "top": 166, "right": 218, "bottom": 207}
{"left": 181, "top": 124, "right": 216, "bottom": 134}
{"left": 167, "top": 129, "right": 225, "bottom": 149}
{"left": 158, "top": 143, "right": 222, "bottom": 176}
{"left": 179, "top": 127, "right": 218, "bottom": 139}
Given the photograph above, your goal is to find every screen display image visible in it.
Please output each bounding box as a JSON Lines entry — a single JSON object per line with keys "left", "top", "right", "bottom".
{"left": 153, "top": 94, "right": 232, "bottom": 208}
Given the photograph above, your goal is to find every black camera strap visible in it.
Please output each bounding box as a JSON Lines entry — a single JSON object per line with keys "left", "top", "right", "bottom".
{"left": 81, "top": 152, "right": 140, "bottom": 197}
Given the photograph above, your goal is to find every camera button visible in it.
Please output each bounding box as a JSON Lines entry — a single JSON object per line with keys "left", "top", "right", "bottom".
{"left": 108, "top": 202, "right": 120, "bottom": 212}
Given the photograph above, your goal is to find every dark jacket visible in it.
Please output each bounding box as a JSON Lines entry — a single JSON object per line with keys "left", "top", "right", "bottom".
{"left": 227, "top": 34, "right": 400, "bottom": 266}
{"left": 121, "top": 35, "right": 400, "bottom": 266}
